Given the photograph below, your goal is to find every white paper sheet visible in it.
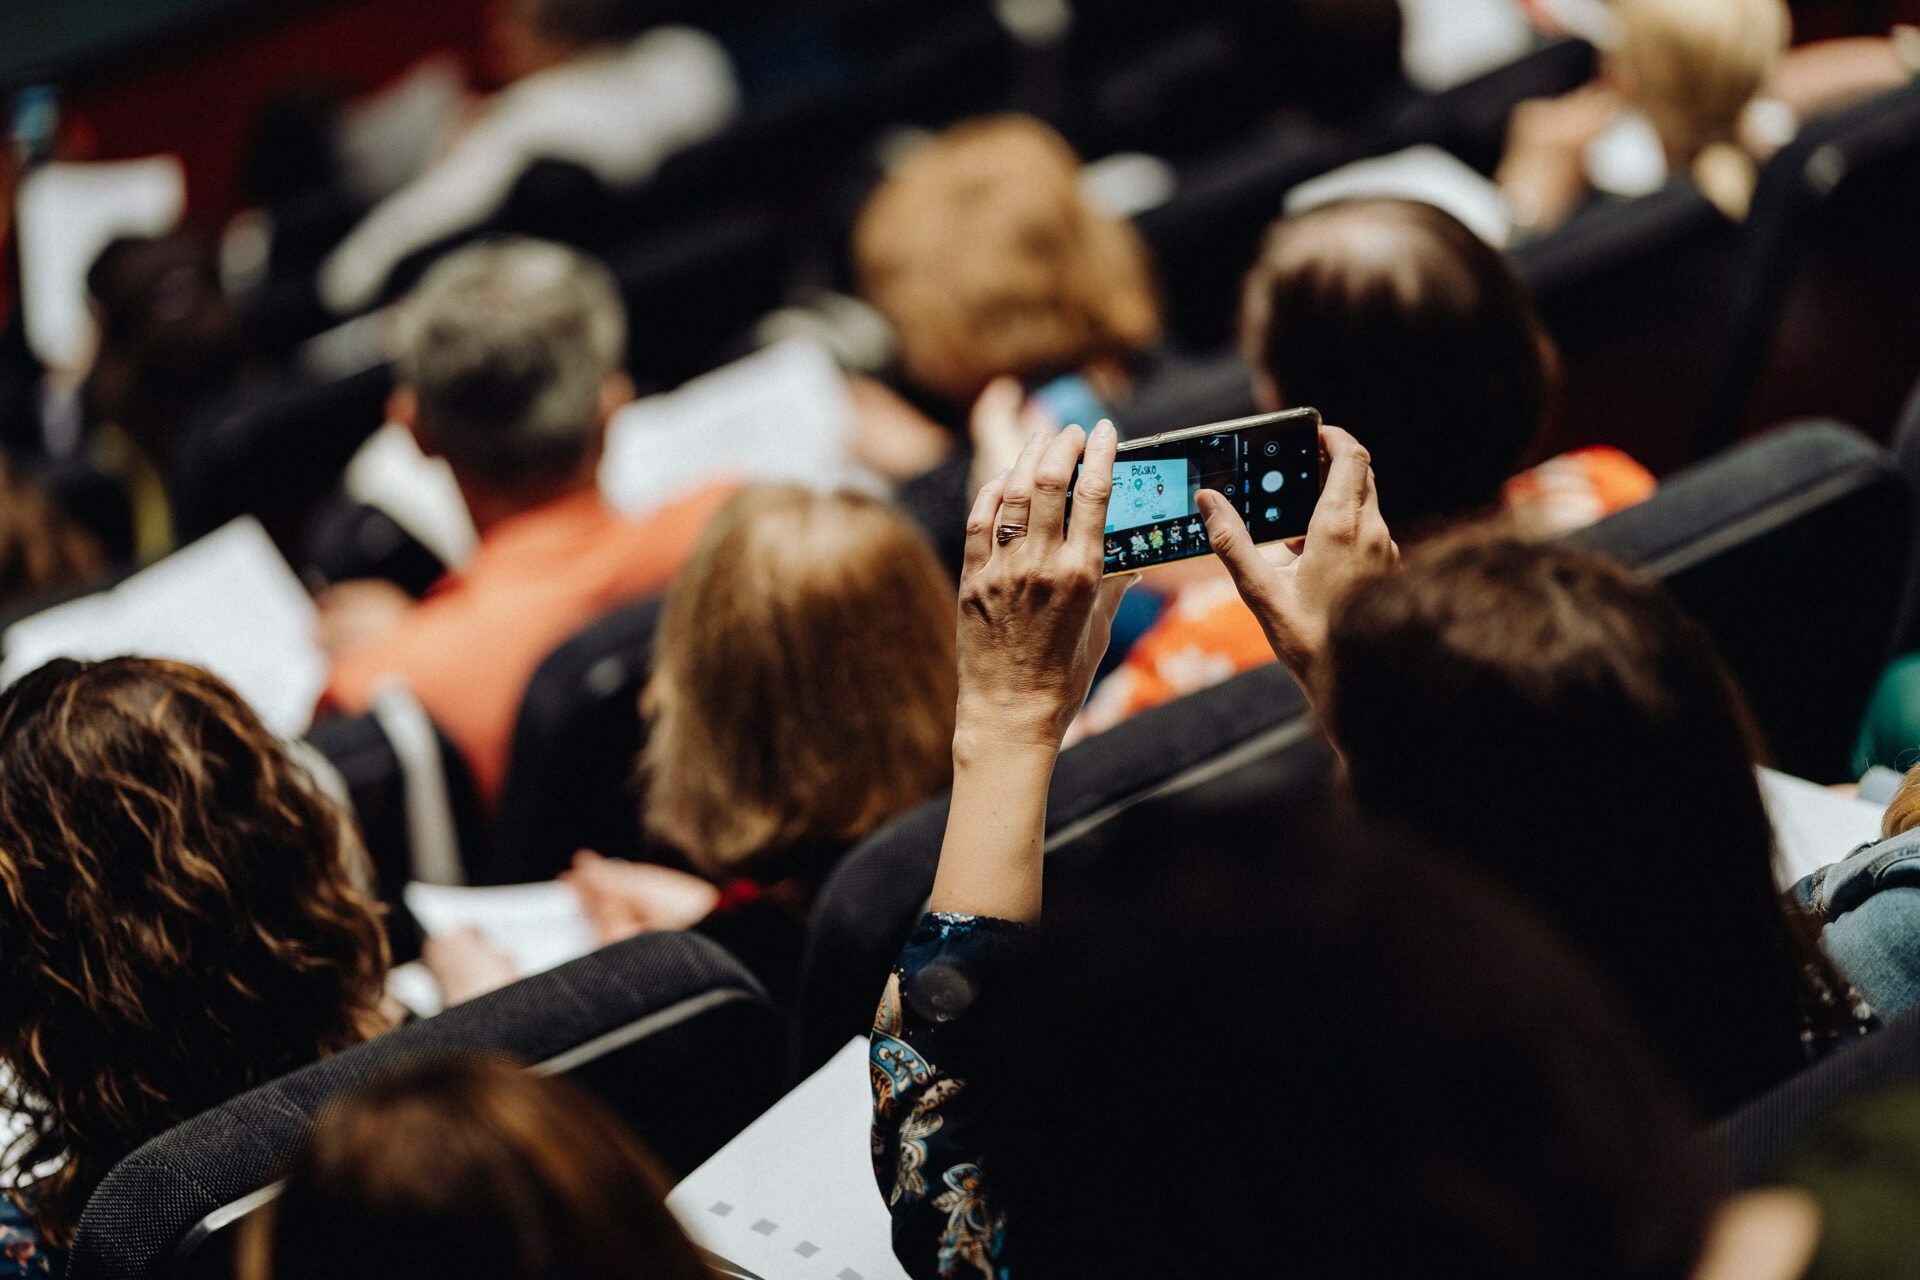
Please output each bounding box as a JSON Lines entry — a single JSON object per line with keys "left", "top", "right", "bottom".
{"left": 343, "top": 422, "right": 479, "bottom": 570}
{"left": 16, "top": 157, "right": 187, "bottom": 373}
{"left": 600, "top": 338, "right": 881, "bottom": 521}
{"left": 670, "top": 1037, "right": 909, "bottom": 1280}
{"left": 1760, "top": 767, "right": 1887, "bottom": 889}
{"left": 403, "top": 880, "right": 598, "bottom": 981}
{"left": 0, "top": 518, "right": 325, "bottom": 738}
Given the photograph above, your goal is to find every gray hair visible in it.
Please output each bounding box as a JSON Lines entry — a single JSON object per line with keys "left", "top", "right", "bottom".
{"left": 393, "top": 238, "right": 626, "bottom": 490}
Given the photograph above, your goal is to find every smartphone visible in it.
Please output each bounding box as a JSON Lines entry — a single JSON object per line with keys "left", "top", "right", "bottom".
{"left": 1075, "top": 408, "right": 1322, "bottom": 577}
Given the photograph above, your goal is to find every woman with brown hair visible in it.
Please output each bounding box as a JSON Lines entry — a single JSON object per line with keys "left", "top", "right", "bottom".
{"left": 236, "top": 1056, "right": 710, "bottom": 1280}
{"left": 846, "top": 113, "right": 1164, "bottom": 573}
{"left": 0, "top": 657, "right": 391, "bottom": 1274}
{"left": 565, "top": 485, "right": 958, "bottom": 1005}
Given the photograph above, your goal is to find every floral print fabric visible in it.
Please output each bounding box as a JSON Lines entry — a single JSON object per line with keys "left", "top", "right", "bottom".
{"left": 871, "top": 912, "right": 1032, "bottom": 1280}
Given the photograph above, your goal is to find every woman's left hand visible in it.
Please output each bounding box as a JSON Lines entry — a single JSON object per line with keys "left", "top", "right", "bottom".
{"left": 954, "top": 421, "right": 1132, "bottom": 756}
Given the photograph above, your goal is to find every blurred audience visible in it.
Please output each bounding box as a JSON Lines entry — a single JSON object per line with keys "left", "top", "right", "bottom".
{"left": 850, "top": 114, "right": 1162, "bottom": 571}
{"left": 317, "top": 0, "right": 739, "bottom": 314}
{"left": 237, "top": 1056, "right": 709, "bottom": 1280}
{"left": 0, "top": 455, "right": 105, "bottom": 616}
{"left": 560, "top": 486, "right": 957, "bottom": 1006}
{"left": 0, "top": 658, "right": 391, "bottom": 1272}
{"left": 1078, "top": 198, "right": 1652, "bottom": 735}
{"left": 1497, "top": 0, "right": 1792, "bottom": 229}
{"left": 319, "top": 238, "right": 731, "bottom": 804}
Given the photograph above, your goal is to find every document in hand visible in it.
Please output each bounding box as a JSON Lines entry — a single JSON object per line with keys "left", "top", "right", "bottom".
{"left": 0, "top": 518, "right": 325, "bottom": 738}
{"left": 669, "top": 1037, "right": 911, "bottom": 1280}
{"left": 600, "top": 338, "right": 880, "bottom": 521}
{"left": 1759, "top": 767, "right": 1888, "bottom": 889}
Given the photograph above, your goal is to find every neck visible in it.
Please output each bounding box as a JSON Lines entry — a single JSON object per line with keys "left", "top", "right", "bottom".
{"left": 460, "top": 473, "right": 596, "bottom": 539}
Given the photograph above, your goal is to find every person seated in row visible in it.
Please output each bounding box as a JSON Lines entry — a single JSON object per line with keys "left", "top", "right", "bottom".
{"left": 1497, "top": 0, "right": 1791, "bottom": 230}
{"left": 1077, "top": 196, "right": 1654, "bottom": 735}
{"left": 1795, "top": 760, "right": 1920, "bottom": 1020}
{"left": 0, "top": 658, "right": 394, "bottom": 1276}
{"left": 317, "top": 0, "right": 738, "bottom": 315}
{"left": 441, "top": 485, "right": 959, "bottom": 1009}
{"left": 868, "top": 421, "right": 1872, "bottom": 1275}
{"left": 238, "top": 1056, "right": 707, "bottom": 1280}
{"left": 318, "top": 237, "right": 731, "bottom": 807}
{"left": 849, "top": 114, "right": 1164, "bottom": 573}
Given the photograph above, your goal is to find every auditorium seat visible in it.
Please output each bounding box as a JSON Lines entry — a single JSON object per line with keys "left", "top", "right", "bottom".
{"left": 795, "top": 420, "right": 1912, "bottom": 1072}
{"left": 67, "top": 933, "right": 785, "bottom": 1280}
{"left": 1889, "top": 375, "right": 1920, "bottom": 651}
{"left": 1704, "top": 79, "right": 1920, "bottom": 452}
{"left": 1715, "top": 1007, "right": 1920, "bottom": 1189}
{"left": 493, "top": 597, "right": 671, "bottom": 884}
{"left": 1379, "top": 37, "right": 1597, "bottom": 176}
{"left": 792, "top": 658, "right": 1330, "bottom": 1073}
{"left": 1569, "top": 420, "right": 1911, "bottom": 781}
{"left": 1513, "top": 183, "right": 1739, "bottom": 474}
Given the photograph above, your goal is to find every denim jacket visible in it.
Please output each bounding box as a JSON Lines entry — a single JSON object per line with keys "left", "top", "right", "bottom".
{"left": 1794, "top": 831, "right": 1920, "bottom": 1020}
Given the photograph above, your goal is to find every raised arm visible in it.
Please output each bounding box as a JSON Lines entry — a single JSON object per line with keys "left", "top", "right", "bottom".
{"left": 929, "top": 420, "right": 1130, "bottom": 923}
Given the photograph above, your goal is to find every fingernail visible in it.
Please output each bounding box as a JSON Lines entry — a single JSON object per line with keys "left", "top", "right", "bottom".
{"left": 1093, "top": 420, "right": 1116, "bottom": 442}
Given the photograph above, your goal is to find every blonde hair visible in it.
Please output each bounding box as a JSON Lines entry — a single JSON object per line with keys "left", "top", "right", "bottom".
{"left": 642, "top": 488, "right": 957, "bottom": 875}
{"left": 854, "top": 114, "right": 1161, "bottom": 405}
{"left": 1614, "top": 0, "right": 1790, "bottom": 216}
{"left": 1883, "top": 763, "right": 1920, "bottom": 839}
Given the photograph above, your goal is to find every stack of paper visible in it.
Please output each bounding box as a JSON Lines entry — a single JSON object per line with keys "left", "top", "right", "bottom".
{"left": 1760, "top": 767, "right": 1887, "bottom": 889}
{"left": 0, "top": 518, "right": 325, "bottom": 739}
{"left": 670, "top": 1037, "right": 910, "bottom": 1280}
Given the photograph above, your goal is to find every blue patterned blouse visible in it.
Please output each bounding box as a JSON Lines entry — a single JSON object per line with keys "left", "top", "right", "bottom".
{"left": 0, "top": 1196, "right": 51, "bottom": 1278}
{"left": 870, "top": 912, "right": 1032, "bottom": 1280}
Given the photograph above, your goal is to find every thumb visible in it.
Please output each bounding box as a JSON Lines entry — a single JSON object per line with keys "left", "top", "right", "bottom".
{"left": 1198, "top": 490, "right": 1273, "bottom": 603}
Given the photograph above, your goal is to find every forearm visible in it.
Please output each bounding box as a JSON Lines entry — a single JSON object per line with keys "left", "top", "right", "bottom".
{"left": 928, "top": 727, "right": 1059, "bottom": 923}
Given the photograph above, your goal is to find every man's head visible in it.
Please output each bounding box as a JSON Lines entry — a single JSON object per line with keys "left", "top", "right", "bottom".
{"left": 391, "top": 238, "right": 630, "bottom": 503}
{"left": 1241, "top": 199, "right": 1554, "bottom": 536}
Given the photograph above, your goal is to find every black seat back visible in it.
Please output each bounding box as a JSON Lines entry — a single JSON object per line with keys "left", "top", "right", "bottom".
{"left": 494, "top": 598, "right": 669, "bottom": 883}
{"left": 1715, "top": 1007, "right": 1920, "bottom": 1189}
{"left": 793, "top": 660, "right": 1329, "bottom": 1074}
{"left": 1513, "top": 183, "right": 1739, "bottom": 473}
{"left": 68, "top": 932, "right": 783, "bottom": 1280}
{"left": 1571, "top": 420, "right": 1912, "bottom": 780}
{"left": 1704, "top": 80, "right": 1920, "bottom": 452}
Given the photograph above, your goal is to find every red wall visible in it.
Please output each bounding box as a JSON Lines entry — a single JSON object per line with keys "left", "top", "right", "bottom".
{"left": 60, "top": 0, "right": 491, "bottom": 224}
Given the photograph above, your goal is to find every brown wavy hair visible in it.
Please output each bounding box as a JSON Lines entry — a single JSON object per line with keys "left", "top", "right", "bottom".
{"left": 643, "top": 487, "right": 957, "bottom": 876}
{"left": 237, "top": 1055, "right": 711, "bottom": 1280}
{"left": 855, "top": 113, "right": 1161, "bottom": 405}
{"left": 0, "top": 658, "right": 390, "bottom": 1250}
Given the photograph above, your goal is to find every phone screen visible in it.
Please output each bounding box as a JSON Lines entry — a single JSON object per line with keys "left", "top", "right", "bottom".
{"left": 1076, "top": 410, "right": 1320, "bottom": 576}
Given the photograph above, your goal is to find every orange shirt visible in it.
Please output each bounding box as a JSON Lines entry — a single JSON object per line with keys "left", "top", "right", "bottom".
{"left": 325, "top": 484, "right": 733, "bottom": 804}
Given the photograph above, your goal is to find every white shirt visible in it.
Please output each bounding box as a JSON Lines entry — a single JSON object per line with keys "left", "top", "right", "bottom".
{"left": 319, "top": 26, "right": 739, "bottom": 314}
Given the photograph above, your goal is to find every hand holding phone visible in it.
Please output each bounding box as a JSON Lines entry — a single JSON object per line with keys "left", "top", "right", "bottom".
{"left": 1071, "top": 408, "right": 1322, "bottom": 576}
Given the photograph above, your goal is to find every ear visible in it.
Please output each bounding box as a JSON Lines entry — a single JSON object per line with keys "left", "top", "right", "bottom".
{"left": 598, "top": 372, "right": 638, "bottom": 426}
{"left": 388, "top": 386, "right": 436, "bottom": 458}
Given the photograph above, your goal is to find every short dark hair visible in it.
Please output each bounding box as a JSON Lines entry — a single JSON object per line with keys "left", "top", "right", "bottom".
{"left": 1241, "top": 198, "right": 1553, "bottom": 535}
{"left": 393, "top": 238, "right": 625, "bottom": 491}
{"left": 239, "top": 1056, "right": 711, "bottom": 1280}
{"left": 987, "top": 797, "right": 1716, "bottom": 1278}
{"left": 1323, "top": 533, "right": 1857, "bottom": 1115}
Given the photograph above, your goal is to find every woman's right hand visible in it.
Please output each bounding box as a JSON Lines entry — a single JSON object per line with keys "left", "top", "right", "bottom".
{"left": 1199, "top": 425, "right": 1397, "bottom": 685}
{"left": 954, "top": 421, "right": 1132, "bottom": 757}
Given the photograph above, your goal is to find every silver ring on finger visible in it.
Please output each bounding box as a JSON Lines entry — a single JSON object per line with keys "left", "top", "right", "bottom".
{"left": 995, "top": 523, "right": 1029, "bottom": 547}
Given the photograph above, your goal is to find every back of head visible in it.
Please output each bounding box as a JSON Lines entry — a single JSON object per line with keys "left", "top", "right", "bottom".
{"left": 1614, "top": 0, "right": 1790, "bottom": 162}
{"left": 1241, "top": 199, "right": 1552, "bottom": 534}
{"left": 990, "top": 800, "right": 1715, "bottom": 1278}
{"left": 1322, "top": 534, "right": 1846, "bottom": 1113}
{"left": 0, "top": 658, "right": 389, "bottom": 1249}
{"left": 393, "top": 238, "right": 626, "bottom": 493}
{"left": 644, "top": 487, "right": 958, "bottom": 875}
{"left": 239, "top": 1056, "right": 710, "bottom": 1280}
{"left": 854, "top": 114, "right": 1161, "bottom": 407}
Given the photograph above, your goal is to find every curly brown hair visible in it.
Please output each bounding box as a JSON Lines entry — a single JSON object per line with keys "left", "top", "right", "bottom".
{"left": 0, "top": 658, "right": 391, "bottom": 1251}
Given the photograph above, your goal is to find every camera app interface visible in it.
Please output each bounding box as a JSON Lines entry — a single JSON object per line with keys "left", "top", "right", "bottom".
{"left": 1094, "top": 421, "right": 1318, "bottom": 574}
